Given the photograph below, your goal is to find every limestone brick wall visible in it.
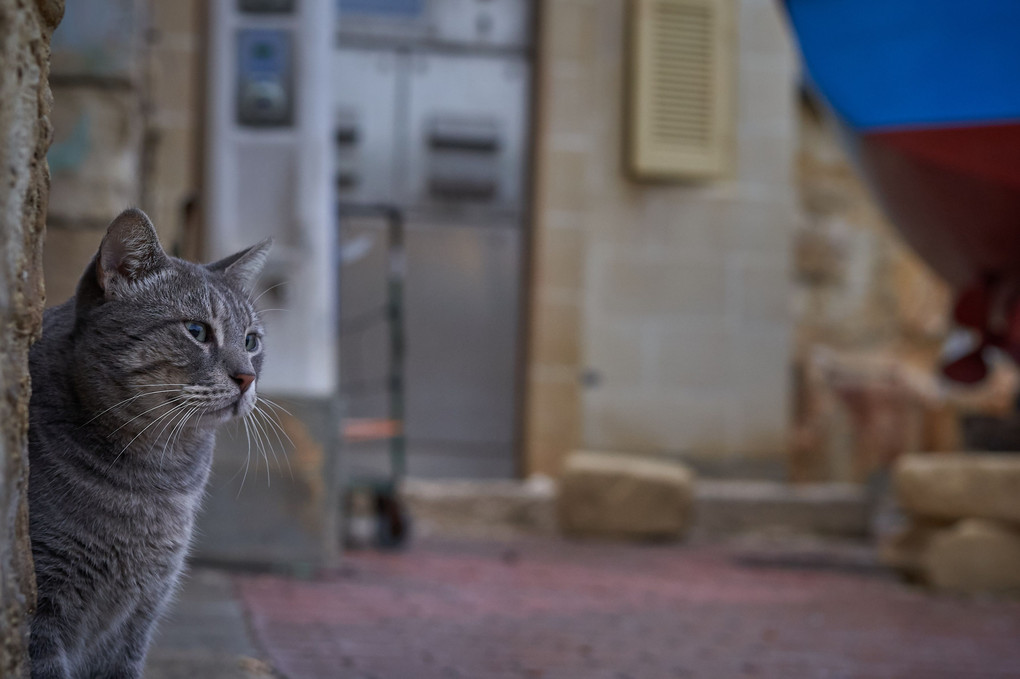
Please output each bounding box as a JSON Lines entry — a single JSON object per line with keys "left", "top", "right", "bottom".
{"left": 0, "top": 1, "right": 63, "bottom": 674}
{"left": 525, "top": 0, "right": 798, "bottom": 476}
{"left": 43, "top": 0, "right": 202, "bottom": 306}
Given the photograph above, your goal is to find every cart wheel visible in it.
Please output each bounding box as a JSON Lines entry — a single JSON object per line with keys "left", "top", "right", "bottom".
{"left": 374, "top": 490, "right": 411, "bottom": 549}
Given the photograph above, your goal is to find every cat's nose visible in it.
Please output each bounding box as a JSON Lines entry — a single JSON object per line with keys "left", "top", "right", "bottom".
{"left": 231, "top": 372, "right": 255, "bottom": 394}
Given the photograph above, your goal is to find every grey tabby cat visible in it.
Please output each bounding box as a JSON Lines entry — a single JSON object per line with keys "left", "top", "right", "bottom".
{"left": 28, "top": 208, "right": 271, "bottom": 678}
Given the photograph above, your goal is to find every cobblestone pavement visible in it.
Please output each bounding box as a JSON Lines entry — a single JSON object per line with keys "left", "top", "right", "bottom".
{"left": 236, "top": 538, "right": 1020, "bottom": 679}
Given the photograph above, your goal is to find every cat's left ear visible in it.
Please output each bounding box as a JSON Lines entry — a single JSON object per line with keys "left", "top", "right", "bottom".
{"left": 206, "top": 238, "right": 273, "bottom": 294}
{"left": 96, "top": 208, "right": 169, "bottom": 295}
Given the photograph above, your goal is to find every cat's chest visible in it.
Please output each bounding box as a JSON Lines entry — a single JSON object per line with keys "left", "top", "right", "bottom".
{"left": 118, "top": 488, "right": 200, "bottom": 531}
{"left": 75, "top": 483, "right": 201, "bottom": 552}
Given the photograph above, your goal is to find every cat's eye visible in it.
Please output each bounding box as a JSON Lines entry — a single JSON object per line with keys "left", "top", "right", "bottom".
{"left": 185, "top": 321, "right": 210, "bottom": 343}
{"left": 245, "top": 333, "right": 259, "bottom": 352}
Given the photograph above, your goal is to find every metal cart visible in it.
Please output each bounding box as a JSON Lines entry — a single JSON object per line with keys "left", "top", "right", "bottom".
{"left": 337, "top": 203, "right": 410, "bottom": 548}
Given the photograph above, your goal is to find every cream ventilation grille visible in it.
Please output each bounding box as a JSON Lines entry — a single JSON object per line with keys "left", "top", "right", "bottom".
{"left": 627, "top": 0, "right": 734, "bottom": 180}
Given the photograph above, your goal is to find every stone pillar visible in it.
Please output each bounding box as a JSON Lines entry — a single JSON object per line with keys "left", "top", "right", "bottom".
{"left": 0, "top": 1, "right": 63, "bottom": 676}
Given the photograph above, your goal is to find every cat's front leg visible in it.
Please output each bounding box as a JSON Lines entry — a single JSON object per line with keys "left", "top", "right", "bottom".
{"left": 96, "top": 608, "right": 160, "bottom": 679}
{"left": 28, "top": 617, "right": 71, "bottom": 679}
{"left": 99, "top": 661, "right": 146, "bottom": 679}
{"left": 92, "top": 648, "right": 146, "bottom": 679}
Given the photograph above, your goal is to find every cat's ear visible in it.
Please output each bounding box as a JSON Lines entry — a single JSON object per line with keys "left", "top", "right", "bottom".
{"left": 95, "top": 209, "right": 169, "bottom": 295}
{"left": 206, "top": 238, "right": 273, "bottom": 294}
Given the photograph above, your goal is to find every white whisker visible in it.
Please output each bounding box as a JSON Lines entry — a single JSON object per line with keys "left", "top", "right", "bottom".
{"left": 79, "top": 387, "right": 186, "bottom": 428}
{"left": 251, "top": 281, "right": 287, "bottom": 306}
{"left": 248, "top": 410, "right": 272, "bottom": 488}
{"left": 153, "top": 404, "right": 193, "bottom": 468}
{"left": 106, "top": 394, "right": 190, "bottom": 437}
{"left": 254, "top": 401, "right": 293, "bottom": 480}
{"left": 105, "top": 400, "right": 193, "bottom": 472}
{"left": 258, "top": 396, "right": 294, "bottom": 419}
{"left": 235, "top": 414, "right": 254, "bottom": 498}
{"left": 161, "top": 404, "right": 200, "bottom": 468}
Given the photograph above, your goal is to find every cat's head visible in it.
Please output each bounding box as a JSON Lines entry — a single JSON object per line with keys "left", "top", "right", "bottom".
{"left": 73, "top": 208, "right": 272, "bottom": 433}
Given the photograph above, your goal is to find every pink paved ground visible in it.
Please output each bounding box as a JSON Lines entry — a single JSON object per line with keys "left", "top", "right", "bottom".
{"left": 236, "top": 539, "right": 1020, "bottom": 679}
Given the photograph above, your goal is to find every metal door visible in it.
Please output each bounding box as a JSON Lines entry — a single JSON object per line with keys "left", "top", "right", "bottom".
{"left": 334, "top": 37, "right": 529, "bottom": 479}
{"left": 402, "top": 219, "right": 521, "bottom": 477}
{"left": 333, "top": 47, "right": 402, "bottom": 205}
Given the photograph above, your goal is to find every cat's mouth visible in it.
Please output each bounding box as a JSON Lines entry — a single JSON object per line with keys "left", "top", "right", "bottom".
{"left": 225, "top": 394, "right": 255, "bottom": 419}
{"left": 199, "top": 397, "right": 252, "bottom": 423}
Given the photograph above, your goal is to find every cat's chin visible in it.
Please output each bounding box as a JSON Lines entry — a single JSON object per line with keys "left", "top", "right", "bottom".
{"left": 200, "top": 400, "right": 254, "bottom": 426}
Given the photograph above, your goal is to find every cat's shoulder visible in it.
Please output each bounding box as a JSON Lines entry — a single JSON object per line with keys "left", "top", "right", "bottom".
{"left": 35, "top": 299, "right": 76, "bottom": 350}
{"left": 30, "top": 299, "right": 77, "bottom": 394}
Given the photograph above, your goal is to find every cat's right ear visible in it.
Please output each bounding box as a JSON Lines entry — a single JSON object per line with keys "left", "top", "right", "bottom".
{"left": 96, "top": 209, "right": 169, "bottom": 294}
{"left": 80, "top": 209, "right": 170, "bottom": 304}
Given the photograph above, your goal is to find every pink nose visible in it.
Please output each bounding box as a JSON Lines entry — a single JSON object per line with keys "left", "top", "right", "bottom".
{"left": 232, "top": 373, "right": 255, "bottom": 394}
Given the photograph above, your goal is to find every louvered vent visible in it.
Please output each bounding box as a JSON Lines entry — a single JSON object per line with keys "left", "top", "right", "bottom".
{"left": 627, "top": 0, "right": 734, "bottom": 180}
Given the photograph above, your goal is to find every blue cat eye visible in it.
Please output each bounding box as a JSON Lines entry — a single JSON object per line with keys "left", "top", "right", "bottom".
{"left": 245, "top": 333, "right": 259, "bottom": 352}
{"left": 185, "top": 321, "right": 210, "bottom": 343}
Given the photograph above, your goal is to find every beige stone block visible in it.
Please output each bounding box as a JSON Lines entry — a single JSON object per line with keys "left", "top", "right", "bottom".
{"left": 531, "top": 297, "right": 581, "bottom": 366}
{"left": 730, "top": 256, "right": 790, "bottom": 323}
{"left": 535, "top": 224, "right": 585, "bottom": 292}
{"left": 47, "top": 87, "right": 143, "bottom": 220}
{"left": 583, "top": 318, "right": 646, "bottom": 387}
{"left": 585, "top": 201, "right": 643, "bottom": 242}
{"left": 632, "top": 191, "right": 731, "bottom": 254}
{"left": 727, "top": 322, "right": 790, "bottom": 392}
{"left": 148, "top": 194, "right": 187, "bottom": 250}
{"left": 592, "top": 252, "right": 727, "bottom": 319}
{"left": 738, "top": 0, "right": 795, "bottom": 61}
{"left": 592, "top": 0, "right": 627, "bottom": 62}
{"left": 894, "top": 453, "right": 1020, "bottom": 524}
{"left": 541, "top": 208, "right": 586, "bottom": 232}
{"left": 541, "top": 148, "right": 591, "bottom": 213}
{"left": 152, "top": 126, "right": 198, "bottom": 197}
{"left": 558, "top": 450, "right": 695, "bottom": 540}
{"left": 738, "top": 62, "right": 795, "bottom": 133}
{"left": 151, "top": 0, "right": 199, "bottom": 35}
{"left": 42, "top": 226, "right": 104, "bottom": 307}
{"left": 696, "top": 480, "right": 869, "bottom": 537}
{"left": 923, "top": 519, "right": 1020, "bottom": 594}
{"left": 525, "top": 376, "right": 580, "bottom": 477}
{"left": 592, "top": 114, "right": 624, "bottom": 179}
{"left": 793, "top": 224, "right": 845, "bottom": 284}
{"left": 649, "top": 321, "right": 729, "bottom": 389}
{"left": 735, "top": 131, "right": 793, "bottom": 190}
{"left": 402, "top": 478, "right": 557, "bottom": 539}
{"left": 151, "top": 45, "right": 198, "bottom": 118}
{"left": 729, "top": 389, "right": 789, "bottom": 456}
{"left": 543, "top": 1, "right": 599, "bottom": 62}
{"left": 541, "top": 65, "right": 596, "bottom": 142}
{"left": 584, "top": 388, "right": 729, "bottom": 455}
{"left": 722, "top": 202, "right": 795, "bottom": 260}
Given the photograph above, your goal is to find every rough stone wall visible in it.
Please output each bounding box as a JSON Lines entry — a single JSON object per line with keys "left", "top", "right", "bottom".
{"left": 0, "top": 1, "right": 64, "bottom": 675}
{"left": 789, "top": 96, "right": 1015, "bottom": 482}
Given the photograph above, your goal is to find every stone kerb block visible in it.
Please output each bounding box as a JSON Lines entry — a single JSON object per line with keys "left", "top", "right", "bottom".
{"left": 894, "top": 453, "right": 1020, "bottom": 524}
{"left": 923, "top": 519, "right": 1020, "bottom": 594}
{"left": 885, "top": 453, "right": 1020, "bottom": 593}
{"left": 558, "top": 450, "right": 695, "bottom": 540}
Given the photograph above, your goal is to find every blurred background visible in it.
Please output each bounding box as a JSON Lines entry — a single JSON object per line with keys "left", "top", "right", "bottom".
{"left": 21, "top": 0, "right": 1020, "bottom": 675}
